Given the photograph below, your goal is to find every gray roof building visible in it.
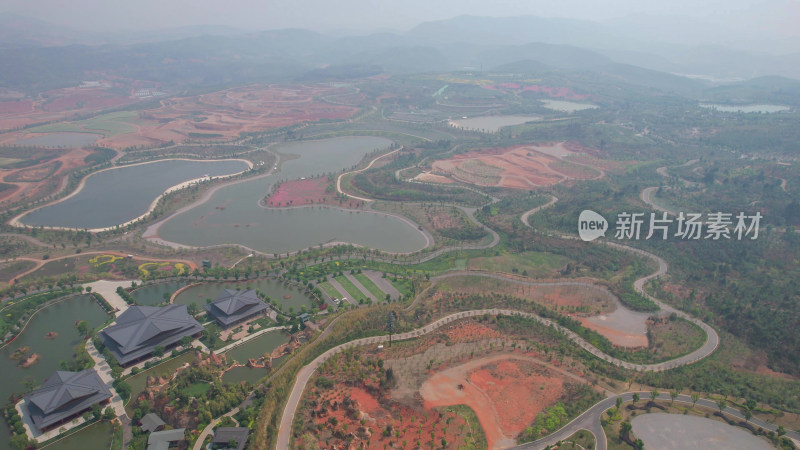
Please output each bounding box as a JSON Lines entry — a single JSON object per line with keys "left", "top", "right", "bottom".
{"left": 140, "top": 412, "right": 166, "bottom": 433}
{"left": 24, "top": 369, "right": 112, "bottom": 431}
{"left": 147, "top": 428, "right": 185, "bottom": 450}
{"left": 211, "top": 427, "right": 250, "bottom": 450}
{"left": 205, "top": 289, "right": 268, "bottom": 328}
{"left": 101, "top": 305, "right": 203, "bottom": 365}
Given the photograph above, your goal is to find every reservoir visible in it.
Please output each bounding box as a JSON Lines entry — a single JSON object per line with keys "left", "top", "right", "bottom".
{"left": 18, "top": 159, "right": 250, "bottom": 230}
{"left": 155, "top": 136, "right": 429, "bottom": 254}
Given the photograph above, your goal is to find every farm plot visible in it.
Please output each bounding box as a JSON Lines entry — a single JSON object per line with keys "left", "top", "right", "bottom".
{"left": 425, "top": 142, "right": 605, "bottom": 189}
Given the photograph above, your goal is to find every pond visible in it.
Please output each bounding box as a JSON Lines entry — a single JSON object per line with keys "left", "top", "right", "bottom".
{"left": 156, "top": 136, "right": 429, "bottom": 254}
{"left": 18, "top": 159, "right": 250, "bottom": 230}
{"left": 0, "top": 295, "right": 109, "bottom": 446}
{"left": 222, "top": 363, "right": 276, "bottom": 385}
{"left": 449, "top": 115, "right": 541, "bottom": 132}
{"left": 699, "top": 103, "right": 790, "bottom": 113}
{"left": 173, "top": 278, "right": 314, "bottom": 312}
{"left": 13, "top": 132, "right": 101, "bottom": 148}
{"left": 631, "top": 413, "right": 771, "bottom": 450}
{"left": 223, "top": 330, "right": 288, "bottom": 363}
{"left": 40, "top": 421, "right": 114, "bottom": 450}
{"left": 130, "top": 281, "right": 193, "bottom": 306}
{"left": 539, "top": 99, "right": 598, "bottom": 112}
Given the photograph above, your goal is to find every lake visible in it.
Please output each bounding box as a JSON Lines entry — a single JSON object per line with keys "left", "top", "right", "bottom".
{"left": 223, "top": 330, "right": 288, "bottom": 363}
{"left": 699, "top": 103, "right": 790, "bottom": 113}
{"left": 539, "top": 99, "right": 598, "bottom": 112}
{"left": 173, "top": 278, "right": 313, "bottom": 312}
{"left": 130, "top": 281, "right": 193, "bottom": 306}
{"left": 449, "top": 115, "right": 541, "bottom": 132}
{"left": 14, "top": 132, "right": 101, "bottom": 148}
{"left": 0, "top": 295, "right": 109, "bottom": 446}
{"left": 156, "top": 136, "right": 429, "bottom": 254}
{"left": 18, "top": 159, "right": 250, "bottom": 230}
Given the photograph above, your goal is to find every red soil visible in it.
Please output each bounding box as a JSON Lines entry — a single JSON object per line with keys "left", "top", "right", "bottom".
{"left": 306, "top": 384, "right": 472, "bottom": 449}
{"left": 421, "top": 354, "right": 578, "bottom": 449}
{"left": 266, "top": 176, "right": 365, "bottom": 209}
{"left": 469, "top": 359, "right": 564, "bottom": 436}
{"left": 443, "top": 322, "right": 503, "bottom": 343}
{"left": 579, "top": 318, "right": 648, "bottom": 348}
{"left": 428, "top": 142, "right": 601, "bottom": 189}
{"left": 98, "top": 84, "right": 357, "bottom": 148}
{"left": 0, "top": 100, "right": 34, "bottom": 115}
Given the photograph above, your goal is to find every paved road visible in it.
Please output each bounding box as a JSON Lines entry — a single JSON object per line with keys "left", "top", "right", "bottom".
{"left": 344, "top": 272, "right": 377, "bottom": 303}
{"left": 327, "top": 276, "right": 358, "bottom": 305}
{"left": 84, "top": 279, "right": 136, "bottom": 316}
{"left": 513, "top": 392, "right": 800, "bottom": 450}
{"left": 275, "top": 302, "right": 722, "bottom": 449}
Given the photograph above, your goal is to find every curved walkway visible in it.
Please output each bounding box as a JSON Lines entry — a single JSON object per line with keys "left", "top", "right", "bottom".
{"left": 276, "top": 295, "right": 718, "bottom": 450}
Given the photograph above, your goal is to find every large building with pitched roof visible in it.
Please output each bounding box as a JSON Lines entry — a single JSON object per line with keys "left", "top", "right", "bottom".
{"left": 204, "top": 289, "right": 268, "bottom": 328}
{"left": 24, "top": 369, "right": 112, "bottom": 432}
{"left": 101, "top": 305, "right": 203, "bottom": 365}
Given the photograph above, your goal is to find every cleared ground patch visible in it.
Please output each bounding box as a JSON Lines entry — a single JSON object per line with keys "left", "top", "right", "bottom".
{"left": 265, "top": 176, "right": 364, "bottom": 209}
{"left": 426, "top": 142, "right": 603, "bottom": 189}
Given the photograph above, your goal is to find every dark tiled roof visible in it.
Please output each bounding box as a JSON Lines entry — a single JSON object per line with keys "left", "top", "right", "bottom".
{"left": 101, "top": 305, "right": 203, "bottom": 365}
{"left": 140, "top": 412, "right": 166, "bottom": 433}
{"left": 205, "top": 289, "right": 267, "bottom": 327}
{"left": 211, "top": 427, "right": 250, "bottom": 450}
{"left": 25, "top": 369, "right": 112, "bottom": 430}
{"left": 147, "top": 428, "right": 185, "bottom": 450}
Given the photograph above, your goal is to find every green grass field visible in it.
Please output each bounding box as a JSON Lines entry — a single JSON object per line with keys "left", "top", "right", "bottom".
{"left": 353, "top": 273, "right": 385, "bottom": 299}
{"left": 333, "top": 275, "right": 367, "bottom": 302}
{"left": 29, "top": 111, "right": 139, "bottom": 136}
{"left": 181, "top": 382, "right": 212, "bottom": 397}
{"left": 467, "top": 251, "right": 569, "bottom": 277}
{"left": 317, "top": 281, "right": 342, "bottom": 300}
{"left": 0, "top": 157, "right": 22, "bottom": 167}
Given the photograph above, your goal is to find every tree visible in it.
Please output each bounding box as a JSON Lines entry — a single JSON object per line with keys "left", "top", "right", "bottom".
{"left": 620, "top": 421, "right": 632, "bottom": 441}
{"left": 744, "top": 409, "right": 753, "bottom": 422}
{"left": 187, "top": 302, "right": 200, "bottom": 316}
{"left": 76, "top": 320, "right": 89, "bottom": 337}
{"left": 777, "top": 425, "right": 786, "bottom": 436}
{"left": 650, "top": 389, "right": 659, "bottom": 403}
{"left": 691, "top": 393, "right": 699, "bottom": 408}
{"left": 386, "top": 311, "right": 397, "bottom": 347}
{"left": 632, "top": 393, "right": 640, "bottom": 406}
{"left": 180, "top": 335, "right": 194, "bottom": 348}
{"left": 670, "top": 390, "right": 678, "bottom": 405}
{"left": 103, "top": 406, "right": 116, "bottom": 421}
{"left": 716, "top": 399, "right": 727, "bottom": 413}
{"left": 616, "top": 397, "right": 623, "bottom": 410}
{"left": 152, "top": 346, "right": 165, "bottom": 357}
{"left": 633, "top": 438, "right": 645, "bottom": 450}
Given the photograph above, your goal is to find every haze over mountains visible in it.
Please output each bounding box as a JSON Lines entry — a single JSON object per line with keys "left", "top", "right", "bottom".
{"left": 1, "top": 13, "right": 799, "bottom": 94}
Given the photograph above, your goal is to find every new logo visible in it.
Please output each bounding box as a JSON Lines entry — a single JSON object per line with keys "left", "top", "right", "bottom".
{"left": 578, "top": 210, "right": 608, "bottom": 242}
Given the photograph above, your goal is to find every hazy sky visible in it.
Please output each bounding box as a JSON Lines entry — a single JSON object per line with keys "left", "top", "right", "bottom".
{"left": 3, "top": 0, "right": 798, "bottom": 36}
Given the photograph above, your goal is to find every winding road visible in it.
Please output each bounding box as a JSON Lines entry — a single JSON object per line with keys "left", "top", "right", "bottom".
{"left": 272, "top": 155, "right": 733, "bottom": 449}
